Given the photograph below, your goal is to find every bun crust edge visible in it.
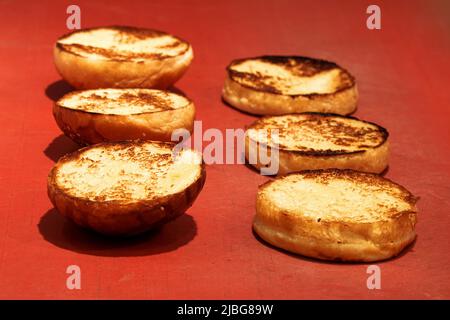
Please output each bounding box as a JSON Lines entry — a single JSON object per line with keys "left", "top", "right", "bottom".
{"left": 245, "top": 135, "right": 389, "bottom": 176}
{"left": 53, "top": 44, "right": 193, "bottom": 89}
{"left": 222, "top": 75, "right": 358, "bottom": 116}
{"left": 253, "top": 212, "right": 417, "bottom": 262}
{"left": 53, "top": 100, "right": 195, "bottom": 145}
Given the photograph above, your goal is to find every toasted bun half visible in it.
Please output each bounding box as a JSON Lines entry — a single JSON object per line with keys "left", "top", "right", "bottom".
{"left": 54, "top": 26, "right": 193, "bottom": 89}
{"left": 53, "top": 88, "right": 195, "bottom": 145}
{"left": 254, "top": 169, "right": 418, "bottom": 262}
{"left": 223, "top": 56, "right": 358, "bottom": 115}
{"left": 245, "top": 113, "right": 389, "bottom": 175}
{"left": 47, "top": 140, "right": 206, "bottom": 236}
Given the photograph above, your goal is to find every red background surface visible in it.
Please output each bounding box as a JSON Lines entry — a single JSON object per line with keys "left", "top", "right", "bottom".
{"left": 0, "top": 0, "right": 449, "bottom": 299}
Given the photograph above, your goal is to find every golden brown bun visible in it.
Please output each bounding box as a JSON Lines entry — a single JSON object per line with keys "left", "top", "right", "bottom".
{"left": 222, "top": 56, "right": 358, "bottom": 115}
{"left": 254, "top": 169, "right": 418, "bottom": 262}
{"left": 54, "top": 26, "right": 193, "bottom": 89}
{"left": 47, "top": 140, "right": 206, "bottom": 236}
{"left": 245, "top": 113, "right": 389, "bottom": 175}
{"left": 53, "top": 88, "right": 195, "bottom": 145}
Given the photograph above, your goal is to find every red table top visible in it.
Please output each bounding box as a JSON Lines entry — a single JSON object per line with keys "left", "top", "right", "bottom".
{"left": 0, "top": 0, "right": 449, "bottom": 299}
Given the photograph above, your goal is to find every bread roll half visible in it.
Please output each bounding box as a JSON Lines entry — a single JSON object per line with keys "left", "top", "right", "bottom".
{"left": 53, "top": 88, "right": 195, "bottom": 145}
{"left": 254, "top": 169, "right": 418, "bottom": 262}
{"left": 223, "top": 56, "right": 358, "bottom": 116}
{"left": 54, "top": 26, "right": 193, "bottom": 89}
{"left": 245, "top": 113, "right": 389, "bottom": 175}
{"left": 47, "top": 140, "right": 206, "bottom": 236}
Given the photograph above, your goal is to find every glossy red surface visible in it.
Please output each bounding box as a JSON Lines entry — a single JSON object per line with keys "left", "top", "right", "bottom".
{"left": 0, "top": 0, "right": 449, "bottom": 299}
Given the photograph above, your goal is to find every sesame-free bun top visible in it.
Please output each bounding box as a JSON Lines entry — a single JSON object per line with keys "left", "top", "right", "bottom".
{"left": 222, "top": 55, "right": 358, "bottom": 115}
{"left": 53, "top": 88, "right": 196, "bottom": 145}
{"left": 54, "top": 26, "right": 194, "bottom": 89}
{"left": 244, "top": 113, "right": 389, "bottom": 174}
{"left": 254, "top": 169, "right": 418, "bottom": 261}
{"left": 47, "top": 140, "right": 206, "bottom": 235}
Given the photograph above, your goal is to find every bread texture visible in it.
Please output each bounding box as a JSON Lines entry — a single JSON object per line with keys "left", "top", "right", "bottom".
{"left": 245, "top": 113, "right": 389, "bottom": 175}
{"left": 53, "top": 88, "right": 195, "bottom": 145}
{"left": 254, "top": 169, "right": 418, "bottom": 262}
{"left": 222, "top": 56, "right": 358, "bottom": 115}
{"left": 47, "top": 140, "right": 206, "bottom": 236}
{"left": 54, "top": 26, "right": 193, "bottom": 89}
